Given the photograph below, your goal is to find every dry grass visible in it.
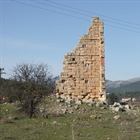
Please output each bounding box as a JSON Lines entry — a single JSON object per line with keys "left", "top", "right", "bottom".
{"left": 0, "top": 96, "right": 140, "bottom": 140}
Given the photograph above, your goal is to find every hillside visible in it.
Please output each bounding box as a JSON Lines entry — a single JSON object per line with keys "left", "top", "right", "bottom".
{"left": 106, "top": 77, "right": 140, "bottom": 93}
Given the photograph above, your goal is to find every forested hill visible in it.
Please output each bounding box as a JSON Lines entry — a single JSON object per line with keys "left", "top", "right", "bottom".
{"left": 106, "top": 79, "right": 140, "bottom": 93}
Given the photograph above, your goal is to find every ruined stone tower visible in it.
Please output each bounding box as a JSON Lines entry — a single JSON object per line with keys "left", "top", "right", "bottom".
{"left": 56, "top": 17, "right": 106, "bottom": 102}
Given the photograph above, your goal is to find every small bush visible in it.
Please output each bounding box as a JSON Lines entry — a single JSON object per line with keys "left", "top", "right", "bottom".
{"left": 107, "top": 93, "right": 119, "bottom": 105}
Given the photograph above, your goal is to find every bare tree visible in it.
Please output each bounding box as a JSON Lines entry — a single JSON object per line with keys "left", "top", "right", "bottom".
{"left": 11, "top": 62, "right": 54, "bottom": 118}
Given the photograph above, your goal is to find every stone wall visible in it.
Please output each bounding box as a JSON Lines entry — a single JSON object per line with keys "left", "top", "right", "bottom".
{"left": 56, "top": 17, "right": 106, "bottom": 102}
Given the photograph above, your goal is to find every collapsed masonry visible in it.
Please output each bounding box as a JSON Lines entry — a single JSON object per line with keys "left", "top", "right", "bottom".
{"left": 56, "top": 17, "right": 106, "bottom": 102}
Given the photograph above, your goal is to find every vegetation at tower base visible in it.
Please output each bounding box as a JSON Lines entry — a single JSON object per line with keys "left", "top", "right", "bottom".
{"left": 0, "top": 95, "right": 140, "bottom": 140}
{"left": 56, "top": 17, "right": 106, "bottom": 102}
{"left": 0, "top": 62, "right": 55, "bottom": 118}
{"left": 107, "top": 93, "right": 119, "bottom": 105}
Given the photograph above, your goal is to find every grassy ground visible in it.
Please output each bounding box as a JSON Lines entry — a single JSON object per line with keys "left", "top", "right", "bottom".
{"left": 0, "top": 98, "right": 140, "bottom": 140}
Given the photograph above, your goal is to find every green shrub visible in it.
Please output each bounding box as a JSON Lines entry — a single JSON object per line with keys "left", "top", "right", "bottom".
{"left": 107, "top": 93, "right": 119, "bottom": 105}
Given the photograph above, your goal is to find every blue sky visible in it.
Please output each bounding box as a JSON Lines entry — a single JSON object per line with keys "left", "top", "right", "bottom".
{"left": 0, "top": 0, "right": 140, "bottom": 81}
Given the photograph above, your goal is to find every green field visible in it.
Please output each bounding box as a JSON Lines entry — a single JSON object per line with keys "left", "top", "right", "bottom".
{"left": 0, "top": 99, "right": 140, "bottom": 140}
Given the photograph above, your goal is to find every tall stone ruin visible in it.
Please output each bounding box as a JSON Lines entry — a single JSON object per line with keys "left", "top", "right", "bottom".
{"left": 56, "top": 17, "right": 106, "bottom": 102}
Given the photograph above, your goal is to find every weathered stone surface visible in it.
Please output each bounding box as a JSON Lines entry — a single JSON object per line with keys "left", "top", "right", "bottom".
{"left": 110, "top": 102, "right": 132, "bottom": 112}
{"left": 61, "top": 108, "right": 67, "bottom": 114}
{"left": 75, "top": 100, "right": 82, "bottom": 105}
{"left": 125, "top": 104, "right": 131, "bottom": 110}
{"left": 74, "top": 105, "right": 79, "bottom": 110}
{"left": 113, "top": 115, "right": 121, "bottom": 120}
{"left": 56, "top": 17, "right": 106, "bottom": 102}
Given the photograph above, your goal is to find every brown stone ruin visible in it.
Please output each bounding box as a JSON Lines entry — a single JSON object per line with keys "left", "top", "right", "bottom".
{"left": 56, "top": 17, "right": 106, "bottom": 103}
